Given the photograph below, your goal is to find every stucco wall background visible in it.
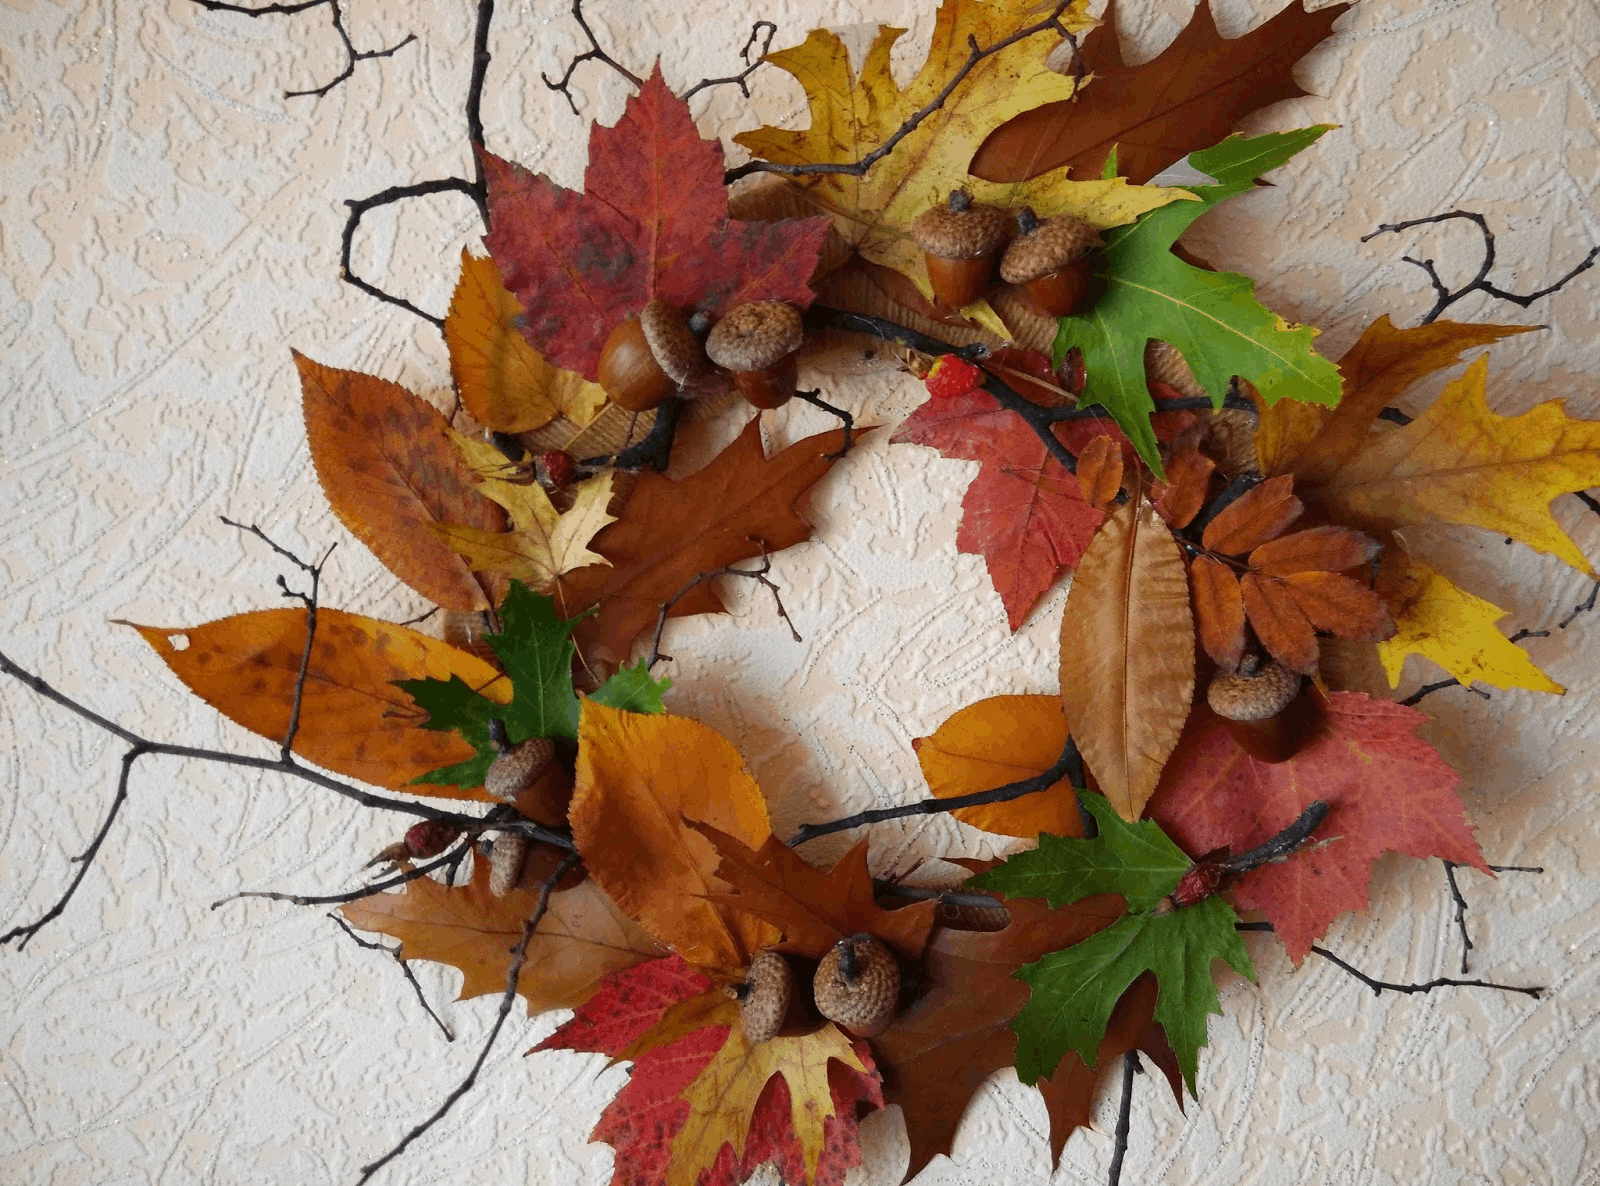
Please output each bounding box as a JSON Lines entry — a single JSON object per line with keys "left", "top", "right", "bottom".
{"left": 3, "top": 0, "right": 1599, "bottom": 1183}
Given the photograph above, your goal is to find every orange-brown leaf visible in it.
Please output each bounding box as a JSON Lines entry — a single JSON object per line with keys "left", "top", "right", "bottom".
{"left": 128, "top": 609, "right": 509, "bottom": 800}
{"left": 1249, "top": 525, "right": 1378, "bottom": 576}
{"left": 693, "top": 825, "right": 938, "bottom": 961}
{"left": 1280, "top": 571, "right": 1395, "bottom": 640}
{"left": 570, "top": 701, "right": 777, "bottom": 970}
{"left": 1075, "top": 434, "right": 1125, "bottom": 511}
{"left": 339, "top": 846, "right": 662, "bottom": 1014}
{"left": 1201, "top": 474, "right": 1302, "bottom": 555}
{"left": 1151, "top": 436, "right": 1216, "bottom": 529}
{"left": 1189, "top": 556, "right": 1246, "bottom": 671}
{"left": 1059, "top": 496, "right": 1195, "bottom": 821}
{"left": 558, "top": 421, "right": 856, "bottom": 666}
{"left": 295, "top": 352, "right": 504, "bottom": 611}
{"left": 1239, "top": 571, "right": 1318, "bottom": 673}
{"left": 912, "top": 694, "right": 1082, "bottom": 838}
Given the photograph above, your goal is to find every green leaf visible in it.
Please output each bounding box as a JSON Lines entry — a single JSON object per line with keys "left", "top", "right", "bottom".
{"left": 968, "top": 793, "right": 1189, "bottom": 911}
{"left": 1100, "top": 144, "right": 1119, "bottom": 181}
{"left": 590, "top": 660, "right": 672, "bottom": 714}
{"left": 1054, "top": 126, "right": 1341, "bottom": 468}
{"left": 395, "top": 673, "right": 501, "bottom": 788}
{"left": 1010, "top": 895, "right": 1254, "bottom": 1095}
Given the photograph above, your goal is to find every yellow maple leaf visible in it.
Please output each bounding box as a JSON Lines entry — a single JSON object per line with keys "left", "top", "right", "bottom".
{"left": 445, "top": 250, "right": 607, "bottom": 432}
{"left": 435, "top": 428, "right": 616, "bottom": 589}
{"left": 1377, "top": 559, "right": 1563, "bottom": 694}
{"left": 668, "top": 1020, "right": 869, "bottom": 1186}
{"left": 735, "top": 0, "right": 1193, "bottom": 338}
{"left": 1322, "top": 355, "right": 1600, "bottom": 576}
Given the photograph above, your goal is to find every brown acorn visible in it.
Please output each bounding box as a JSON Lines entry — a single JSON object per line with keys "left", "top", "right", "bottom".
{"left": 911, "top": 190, "right": 1011, "bottom": 309}
{"left": 483, "top": 736, "right": 555, "bottom": 803}
{"left": 597, "top": 299, "right": 710, "bottom": 411}
{"left": 813, "top": 933, "right": 899, "bottom": 1037}
{"left": 732, "top": 950, "right": 796, "bottom": 1044}
{"left": 1207, "top": 655, "right": 1311, "bottom": 764}
{"left": 999, "top": 208, "right": 1103, "bottom": 317}
{"left": 486, "top": 833, "right": 527, "bottom": 898}
{"left": 704, "top": 301, "right": 804, "bottom": 409}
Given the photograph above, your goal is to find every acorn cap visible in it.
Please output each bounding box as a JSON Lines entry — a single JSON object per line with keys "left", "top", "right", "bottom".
{"left": 735, "top": 950, "right": 796, "bottom": 1044}
{"left": 813, "top": 933, "right": 899, "bottom": 1037}
{"left": 639, "top": 298, "right": 710, "bottom": 386}
{"left": 483, "top": 736, "right": 555, "bottom": 803}
{"left": 705, "top": 301, "right": 804, "bottom": 372}
{"left": 1208, "top": 660, "right": 1301, "bottom": 722}
{"left": 999, "top": 211, "right": 1103, "bottom": 283}
{"left": 911, "top": 191, "right": 1011, "bottom": 260}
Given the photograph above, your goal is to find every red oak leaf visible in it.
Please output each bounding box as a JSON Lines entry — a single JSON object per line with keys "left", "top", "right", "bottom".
{"left": 1148, "top": 692, "right": 1489, "bottom": 963}
{"left": 483, "top": 67, "right": 830, "bottom": 381}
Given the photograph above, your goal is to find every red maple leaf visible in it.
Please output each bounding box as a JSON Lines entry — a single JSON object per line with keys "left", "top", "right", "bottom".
{"left": 1148, "top": 692, "right": 1489, "bottom": 963}
{"left": 483, "top": 67, "right": 831, "bottom": 381}
{"left": 538, "top": 956, "right": 882, "bottom": 1186}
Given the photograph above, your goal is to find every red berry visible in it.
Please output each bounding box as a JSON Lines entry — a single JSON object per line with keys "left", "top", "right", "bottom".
{"left": 924, "top": 354, "right": 985, "bottom": 400}
{"left": 536, "top": 450, "right": 576, "bottom": 491}
{"left": 1170, "top": 860, "right": 1231, "bottom": 908}
{"left": 404, "top": 820, "right": 461, "bottom": 859}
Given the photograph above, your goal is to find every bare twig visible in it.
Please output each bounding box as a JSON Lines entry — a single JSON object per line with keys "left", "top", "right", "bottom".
{"left": 330, "top": 914, "right": 455, "bottom": 1041}
{"left": 724, "top": 3, "right": 1081, "bottom": 184}
{"left": 1398, "top": 678, "right": 1491, "bottom": 708}
{"left": 647, "top": 546, "right": 801, "bottom": 669}
{"left": 793, "top": 388, "right": 855, "bottom": 455}
{"left": 789, "top": 736, "right": 1083, "bottom": 846}
{"left": 356, "top": 851, "right": 580, "bottom": 1183}
{"left": 1221, "top": 801, "right": 1329, "bottom": 874}
{"left": 188, "top": 0, "right": 417, "bottom": 100}
{"left": 681, "top": 21, "right": 779, "bottom": 101}
{"left": 1559, "top": 580, "right": 1600, "bottom": 629}
{"left": 1106, "top": 1051, "right": 1141, "bottom": 1186}
{"left": 210, "top": 839, "right": 474, "bottom": 910}
{"left": 339, "top": 177, "right": 481, "bottom": 327}
{"left": 542, "top": 0, "right": 644, "bottom": 115}
{"left": 1362, "top": 210, "right": 1598, "bottom": 326}
{"left": 1442, "top": 861, "right": 1545, "bottom": 974}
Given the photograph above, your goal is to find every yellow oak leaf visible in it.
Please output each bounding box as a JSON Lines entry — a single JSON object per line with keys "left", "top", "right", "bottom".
{"left": 570, "top": 701, "right": 778, "bottom": 971}
{"left": 1378, "top": 559, "right": 1562, "bottom": 694}
{"left": 1322, "top": 355, "right": 1600, "bottom": 576}
{"left": 668, "top": 1021, "right": 869, "bottom": 1186}
{"left": 435, "top": 428, "right": 616, "bottom": 590}
{"left": 735, "top": 0, "right": 1192, "bottom": 338}
{"left": 445, "top": 250, "right": 607, "bottom": 432}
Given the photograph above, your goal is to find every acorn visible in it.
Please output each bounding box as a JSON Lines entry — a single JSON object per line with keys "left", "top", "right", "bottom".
{"left": 597, "top": 299, "right": 710, "bottom": 411}
{"left": 999, "top": 208, "right": 1103, "bottom": 317}
{"left": 911, "top": 189, "right": 1011, "bottom": 309}
{"left": 483, "top": 736, "right": 555, "bottom": 803}
{"left": 486, "top": 833, "right": 527, "bottom": 898}
{"left": 732, "top": 950, "right": 796, "bottom": 1044}
{"left": 704, "top": 301, "right": 805, "bottom": 409}
{"left": 813, "top": 933, "right": 899, "bottom": 1037}
{"left": 1207, "top": 656, "right": 1311, "bottom": 764}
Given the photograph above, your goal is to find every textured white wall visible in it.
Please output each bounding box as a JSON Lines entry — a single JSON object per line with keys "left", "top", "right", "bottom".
{"left": 3, "top": 1, "right": 1599, "bottom": 1184}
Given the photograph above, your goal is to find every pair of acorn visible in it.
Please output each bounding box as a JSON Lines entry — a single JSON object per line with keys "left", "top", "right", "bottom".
{"left": 735, "top": 934, "right": 900, "bottom": 1044}
{"left": 598, "top": 298, "right": 805, "bottom": 413}
{"left": 912, "top": 190, "right": 1103, "bottom": 315}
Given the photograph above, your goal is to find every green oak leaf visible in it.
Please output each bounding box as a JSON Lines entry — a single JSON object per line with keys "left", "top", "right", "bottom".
{"left": 968, "top": 792, "right": 1189, "bottom": 911}
{"left": 1054, "top": 125, "right": 1341, "bottom": 469}
{"left": 396, "top": 583, "right": 669, "bottom": 788}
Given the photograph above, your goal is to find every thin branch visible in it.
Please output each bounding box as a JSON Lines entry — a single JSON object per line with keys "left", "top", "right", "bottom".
{"left": 188, "top": 0, "right": 417, "bottom": 101}
{"left": 681, "top": 21, "right": 778, "bottom": 101}
{"left": 330, "top": 914, "right": 455, "bottom": 1041}
{"left": 356, "top": 851, "right": 580, "bottom": 1183}
{"left": 464, "top": 0, "right": 495, "bottom": 224}
{"left": 580, "top": 396, "right": 686, "bottom": 473}
{"left": 793, "top": 388, "right": 855, "bottom": 455}
{"left": 789, "top": 736, "right": 1083, "bottom": 846}
{"left": 339, "top": 178, "right": 480, "bottom": 327}
{"left": 1222, "top": 801, "right": 1329, "bottom": 874}
{"left": 1106, "top": 1051, "right": 1141, "bottom": 1186}
{"left": 1236, "top": 921, "right": 1542, "bottom": 998}
{"left": 210, "top": 839, "right": 473, "bottom": 910}
{"left": 1559, "top": 580, "right": 1600, "bottom": 629}
{"left": 725, "top": 2, "right": 1080, "bottom": 184}
{"left": 542, "top": 0, "right": 643, "bottom": 116}
{"left": 1362, "top": 210, "right": 1598, "bottom": 325}
{"left": 1398, "top": 678, "right": 1491, "bottom": 708}
{"left": 1443, "top": 861, "right": 1544, "bottom": 975}
{"left": 647, "top": 546, "right": 801, "bottom": 669}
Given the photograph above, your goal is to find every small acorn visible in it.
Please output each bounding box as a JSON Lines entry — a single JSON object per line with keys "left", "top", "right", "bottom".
{"left": 486, "top": 833, "right": 527, "bottom": 898}
{"left": 999, "top": 208, "right": 1103, "bottom": 317}
{"left": 483, "top": 736, "right": 555, "bottom": 803}
{"left": 597, "top": 299, "right": 710, "bottom": 411}
{"left": 911, "top": 190, "right": 1011, "bottom": 309}
{"left": 813, "top": 933, "right": 899, "bottom": 1037}
{"left": 732, "top": 950, "right": 797, "bottom": 1044}
{"left": 705, "top": 301, "right": 805, "bottom": 409}
{"left": 1207, "top": 655, "right": 1310, "bottom": 764}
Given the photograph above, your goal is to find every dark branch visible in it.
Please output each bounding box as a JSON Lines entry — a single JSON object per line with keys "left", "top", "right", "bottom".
{"left": 210, "top": 839, "right": 473, "bottom": 910}
{"left": 339, "top": 177, "right": 481, "bottom": 327}
{"left": 1443, "top": 861, "right": 1544, "bottom": 975}
{"left": 1559, "top": 580, "right": 1600, "bottom": 629}
{"left": 356, "top": 851, "right": 580, "bottom": 1183}
{"left": 330, "top": 914, "right": 455, "bottom": 1041}
{"left": 542, "top": 0, "right": 643, "bottom": 116}
{"left": 1222, "top": 801, "right": 1329, "bottom": 874}
{"left": 647, "top": 546, "right": 801, "bottom": 669}
{"left": 725, "top": 3, "right": 1080, "bottom": 184}
{"left": 463, "top": 0, "right": 495, "bottom": 224}
{"left": 681, "top": 21, "right": 778, "bottom": 101}
{"left": 793, "top": 388, "right": 855, "bottom": 455}
{"left": 1106, "top": 1051, "right": 1141, "bottom": 1186}
{"left": 1362, "top": 210, "right": 1598, "bottom": 325}
{"left": 1236, "top": 921, "right": 1542, "bottom": 998}
{"left": 1399, "top": 678, "right": 1490, "bottom": 708}
{"left": 789, "top": 736, "right": 1083, "bottom": 846}
{"left": 188, "top": 0, "right": 417, "bottom": 101}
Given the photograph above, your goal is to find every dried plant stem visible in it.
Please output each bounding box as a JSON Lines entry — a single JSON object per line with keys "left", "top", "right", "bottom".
{"left": 210, "top": 840, "right": 474, "bottom": 911}
{"left": 1106, "top": 1051, "right": 1141, "bottom": 1186}
{"left": 188, "top": 0, "right": 417, "bottom": 100}
{"left": 330, "top": 914, "right": 456, "bottom": 1041}
{"left": 647, "top": 547, "right": 801, "bottom": 669}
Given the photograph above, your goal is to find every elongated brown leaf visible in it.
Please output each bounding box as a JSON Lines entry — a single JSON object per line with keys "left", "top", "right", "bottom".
{"left": 127, "top": 609, "right": 509, "bottom": 800}
{"left": 1059, "top": 496, "right": 1194, "bottom": 820}
{"left": 1189, "top": 555, "right": 1245, "bottom": 670}
{"left": 295, "top": 352, "right": 504, "bottom": 611}
{"left": 1250, "top": 525, "right": 1377, "bottom": 576}
{"left": 1200, "top": 474, "right": 1302, "bottom": 555}
{"left": 1239, "top": 571, "right": 1317, "bottom": 673}
{"left": 1279, "top": 571, "right": 1393, "bottom": 640}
